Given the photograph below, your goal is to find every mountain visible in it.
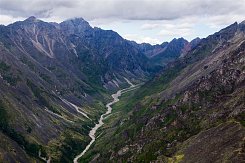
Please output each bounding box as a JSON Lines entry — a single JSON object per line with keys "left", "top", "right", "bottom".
{"left": 131, "top": 37, "right": 201, "bottom": 66}
{"left": 0, "top": 16, "right": 165, "bottom": 162}
{"left": 1, "top": 16, "right": 243, "bottom": 163}
{"left": 59, "top": 18, "right": 156, "bottom": 86}
{"left": 2, "top": 17, "right": 155, "bottom": 88}
{"left": 80, "top": 22, "right": 245, "bottom": 162}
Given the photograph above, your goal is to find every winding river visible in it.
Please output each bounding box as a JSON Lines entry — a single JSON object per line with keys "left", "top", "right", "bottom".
{"left": 73, "top": 80, "right": 137, "bottom": 163}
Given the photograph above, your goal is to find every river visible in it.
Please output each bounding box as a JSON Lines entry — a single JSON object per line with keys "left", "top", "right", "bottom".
{"left": 73, "top": 80, "right": 138, "bottom": 163}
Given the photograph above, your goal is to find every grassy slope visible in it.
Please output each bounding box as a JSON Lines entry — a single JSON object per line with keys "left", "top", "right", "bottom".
{"left": 0, "top": 47, "right": 111, "bottom": 162}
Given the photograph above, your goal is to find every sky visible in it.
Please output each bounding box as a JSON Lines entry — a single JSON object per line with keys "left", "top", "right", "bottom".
{"left": 1, "top": 0, "right": 245, "bottom": 44}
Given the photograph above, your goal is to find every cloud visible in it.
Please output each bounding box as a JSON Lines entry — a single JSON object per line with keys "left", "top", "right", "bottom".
{"left": 141, "top": 24, "right": 162, "bottom": 30}
{"left": 0, "top": 0, "right": 76, "bottom": 18}
{"left": 124, "top": 34, "right": 161, "bottom": 45}
{"left": 138, "top": 20, "right": 196, "bottom": 41}
{"left": 159, "top": 28, "right": 192, "bottom": 37}
{"left": 1, "top": 0, "right": 245, "bottom": 21}
{"left": 1, "top": 0, "right": 245, "bottom": 44}
{"left": 0, "top": 15, "right": 25, "bottom": 25}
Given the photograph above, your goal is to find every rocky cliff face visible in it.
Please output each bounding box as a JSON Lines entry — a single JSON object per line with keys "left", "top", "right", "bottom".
{"left": 81, "top": 22, "right": 245, "bottom": 162}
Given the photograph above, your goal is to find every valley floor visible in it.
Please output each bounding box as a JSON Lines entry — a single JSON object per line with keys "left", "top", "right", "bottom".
{"left": 74, "top": 80, "right": 138, "bottom": 162}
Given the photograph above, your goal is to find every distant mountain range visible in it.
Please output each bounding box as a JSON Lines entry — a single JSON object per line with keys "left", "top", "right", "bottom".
{"left": 132, "top": 37, "right": 201, "bottom": 65}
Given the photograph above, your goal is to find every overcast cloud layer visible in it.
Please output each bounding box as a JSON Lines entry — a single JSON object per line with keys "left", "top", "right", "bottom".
{"left": 1, "top": 0, "right": 245, "bottom": 44}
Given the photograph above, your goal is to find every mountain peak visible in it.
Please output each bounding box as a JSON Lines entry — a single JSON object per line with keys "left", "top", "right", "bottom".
{"left": 60, "top": 17, "right": 92, "bottom": 35}
{"left": 61, "top": 17, "right": 89, "bottom": 26}
{"left": 24, "top": 16, "right": 40, "bottom": 22}
{"left": 71, "top": 17, "right": 86, "bottom": 22}
{"left": 170, "top": 37, "right": 188, "bottom": 44}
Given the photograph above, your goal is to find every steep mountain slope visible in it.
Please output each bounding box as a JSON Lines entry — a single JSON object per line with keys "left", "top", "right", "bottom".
{"left": 0, "top": 16, "right": 161, "bottom": 162}
{"left": 59, "top": 18, "right": 155, "bottom": 88}
{"left": 81, "top": 22, "right": 245, "bottom": 162}
{"left": 0, "top": 18, "right": 104, "bottom": 162}
{"left": 3, "top": 17, "right": 153, "bottom": 88}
